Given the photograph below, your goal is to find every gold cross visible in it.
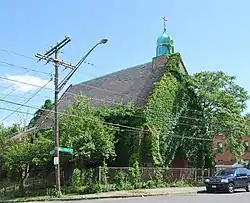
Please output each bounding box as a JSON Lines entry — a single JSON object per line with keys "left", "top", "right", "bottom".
{"left": 163, "top": 16, "right": 167, "bottom": 28}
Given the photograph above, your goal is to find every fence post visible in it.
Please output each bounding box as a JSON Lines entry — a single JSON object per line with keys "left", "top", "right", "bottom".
{"left": 98, "top": 166, "right": 102, "bottom": 184}
{"left": 201, "top": 168, "right": 204, "bottom": 182}
{"left": 194, "top": 168, "right": 197, "bottom": 182}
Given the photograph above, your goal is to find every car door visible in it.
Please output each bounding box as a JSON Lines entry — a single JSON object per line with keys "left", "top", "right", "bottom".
{"left": 239, "top": 168, "right": 248, "bottom": 187}
{"left": 235, "top": 168, "right": 244, "bottom": 187}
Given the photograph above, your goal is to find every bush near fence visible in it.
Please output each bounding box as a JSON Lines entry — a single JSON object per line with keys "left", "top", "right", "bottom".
{"left": 0, "top": 166, "right": 215, "bottom": 198}
{"left": 99, "top": 167, "right": 213, "bottom": 184}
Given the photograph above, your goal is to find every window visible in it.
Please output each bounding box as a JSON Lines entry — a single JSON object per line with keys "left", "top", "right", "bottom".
{"left": 244, "top": 141, "right": 249, "bottom": 152}
{"left": 217, "top": 127, "right": 223, "bottom": 136}
{"left": 217, "top": 142, "right": 223, "bottom": 153}
{"left": 216, "top": 168, "right": 235, "bottom": 176}
{"left": 238, "top": 168, "right": 247, "bottom": 176}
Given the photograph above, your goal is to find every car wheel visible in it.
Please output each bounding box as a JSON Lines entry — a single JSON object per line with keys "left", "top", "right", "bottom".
{"left": 228, "top": 183, "right": 235, "bottom": 193}
{"left": 246, "top": 182, "right": 250, "bottom": 192}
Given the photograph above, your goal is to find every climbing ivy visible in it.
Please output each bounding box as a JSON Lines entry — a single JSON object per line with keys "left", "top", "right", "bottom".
{"left": 143, "top": 53, "right": 249, "bottom": 168}
{"left": 144, "top": 53, "right": 191, "bottom": 166}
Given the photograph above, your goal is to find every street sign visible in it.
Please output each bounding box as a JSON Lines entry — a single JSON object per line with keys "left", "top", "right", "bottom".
{"left": 50, "top": 147, "right": 73, "bottom": 155}
{"left": 60, "top": 147, "right": 73, "bottom": 153}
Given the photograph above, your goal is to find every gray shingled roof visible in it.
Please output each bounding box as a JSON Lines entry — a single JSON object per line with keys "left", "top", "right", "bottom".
{"left": 12, "top": 54, "right": 187, "bottom": 134}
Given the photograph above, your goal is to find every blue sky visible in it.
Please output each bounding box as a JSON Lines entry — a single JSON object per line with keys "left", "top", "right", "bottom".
{"left": 0, "top": 0, "right": 250, "bottom": 126}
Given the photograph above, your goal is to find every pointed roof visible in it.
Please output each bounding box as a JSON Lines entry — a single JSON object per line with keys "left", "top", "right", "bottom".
{"left": 10, "top": 54, "right": 188, "bottom": 137}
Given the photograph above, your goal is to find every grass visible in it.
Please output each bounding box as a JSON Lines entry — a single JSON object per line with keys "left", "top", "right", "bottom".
{"left": 0, "top": 180, "right": 203, "bottom": 202}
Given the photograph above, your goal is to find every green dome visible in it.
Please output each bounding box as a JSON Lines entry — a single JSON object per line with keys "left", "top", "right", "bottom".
{"left": 157, "top": 28, "right": 171, "bottom": 45}
{"left": 156, "top": 17, "right": 175, "bottom": 57}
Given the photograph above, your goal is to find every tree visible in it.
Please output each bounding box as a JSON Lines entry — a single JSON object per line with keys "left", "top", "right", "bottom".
{"left": 0, "top": 123, "right": 24, "bottom": 173}
{"left": 59, "top": 96, "right": 116, "bottom": 168}
{"left": 29, "top": 99, "right": 53, "bottom": 127}
{"left": 2, "top": 131, "right": 53, "bottom": 191}
{"left": 98, "top": 103, "right": 145, "bottom": 166}
{"left": 191, "top": 71, "right": 250, "bottom": 160}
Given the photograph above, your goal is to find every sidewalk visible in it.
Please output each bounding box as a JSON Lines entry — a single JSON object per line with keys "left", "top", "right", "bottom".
{"left": 3, "top": 187, "right": 205, "bottom": 202}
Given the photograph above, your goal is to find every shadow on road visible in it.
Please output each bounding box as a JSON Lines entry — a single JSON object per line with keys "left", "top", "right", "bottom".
{"left": 197, "top": 190, "right": 246, "bottom": 194}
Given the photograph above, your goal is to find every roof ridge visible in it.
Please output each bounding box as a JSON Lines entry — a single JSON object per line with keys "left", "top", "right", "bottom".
{"left": 73, "top": 61, "right": 152, "bottom": 87}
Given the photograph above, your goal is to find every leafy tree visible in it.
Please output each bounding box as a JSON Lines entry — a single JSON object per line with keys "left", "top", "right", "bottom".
{"left": 0, "top": 123, "right": 24, "bottom": 176}
{"left": 144, "top": 54, "right": 249, "bottom": 168}
{"left": 244, "top": 113, "right": 250, "bottom": 134}
{"left": 29, "top": 99, "right": 53, "bottom": 127}
{"left": 59, "top": 96, "right": 116, "bottom": 168}
{"left": 98, "top": 103, "right": 145, "bottom": 166}
{"left": 191, "top": 71, "right": 250, "bottom": 160}
{"left": 2, "top": 131, "right": 53, "bottom": 191}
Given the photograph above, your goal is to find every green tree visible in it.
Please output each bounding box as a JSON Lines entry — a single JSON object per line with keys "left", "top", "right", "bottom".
{"left": 29, "top": 99, "right": 53, "bottom": 127}
{"left": 59, "top": 96, "right": 116, "bottom": 168}
{"left": 191, "top": 71, "right": 250, "bottom": 160}
{"left": 98, "top": 103, "right": 145, "bottom": 166}
{"left": 2, "top": 132, "right": 53, "bottom": 191}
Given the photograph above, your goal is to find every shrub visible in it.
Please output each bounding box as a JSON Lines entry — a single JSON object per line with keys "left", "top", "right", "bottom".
{"left": 127, "top": 161, "right": 142, "bottom": 189}
{"left": 114, "top": 171, "right": 132, "bottom": 190}
{"left": 153, "top": 167, "right": 164, "bottom": 187}
{"left": 71, "top": 168, "right": 84, "bottom": 188}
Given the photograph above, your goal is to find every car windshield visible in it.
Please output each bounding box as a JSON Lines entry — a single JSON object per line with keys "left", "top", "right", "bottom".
{"left": 215, "top": 169, "right": 235, "bottom": 176}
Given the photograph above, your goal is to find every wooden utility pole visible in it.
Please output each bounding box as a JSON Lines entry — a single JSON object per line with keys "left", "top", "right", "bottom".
{"left": 35, "top": 37, "right": 107, "bottom": 194}
{"left": 35, "top": 37, "right": 75, "bottom": 194}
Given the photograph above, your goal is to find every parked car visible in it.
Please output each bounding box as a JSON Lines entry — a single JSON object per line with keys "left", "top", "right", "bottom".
{"left": 204, "top": 167, "right": 250, "bottom": 193}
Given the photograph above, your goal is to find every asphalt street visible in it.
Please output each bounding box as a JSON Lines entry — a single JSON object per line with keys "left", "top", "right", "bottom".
{"left": 42, "top": 191, "right": 250, "bottom": 203}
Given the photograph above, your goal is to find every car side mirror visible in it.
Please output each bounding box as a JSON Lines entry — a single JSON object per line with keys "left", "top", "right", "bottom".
{"left": 236, "top": 173, "right": 241, "bottom": 177}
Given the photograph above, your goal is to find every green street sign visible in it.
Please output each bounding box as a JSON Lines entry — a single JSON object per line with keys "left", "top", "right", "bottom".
{"left": 60, "top": 147, "right": 73, "bottom": 153}
{"left": 50, "top": 147, "right": 73, "bottom": 155}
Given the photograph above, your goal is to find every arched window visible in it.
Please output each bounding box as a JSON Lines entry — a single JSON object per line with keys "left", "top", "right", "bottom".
{"left": 244, "top": 141, "right": 249, "bottom": 152}
{"left": 217, "top": 142, "right": 223, "bottom": 153}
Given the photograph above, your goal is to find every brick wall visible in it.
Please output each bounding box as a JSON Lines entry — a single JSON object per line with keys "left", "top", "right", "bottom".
{"left": 213, "top": 135, "right": 250, "bottom": 165}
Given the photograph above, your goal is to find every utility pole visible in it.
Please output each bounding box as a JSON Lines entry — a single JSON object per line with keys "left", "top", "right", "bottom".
{"left": 35, "top": 37, "right": 108, "bottom": 194}
{"left": 35, "top": 37, "right": 75, "bottom": 194}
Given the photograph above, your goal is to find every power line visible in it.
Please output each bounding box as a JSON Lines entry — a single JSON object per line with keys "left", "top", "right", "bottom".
{"left": 0, "top": 97, "right": 236, "bottom": 142}
{"left": 0, "top": 75, "right": 53, "bottom": 90}
{"left": 0, "top": 107, "right": 34, "bottom": 116}
{"left": 0, "top": 83, "right": 49, "bottom": 99}
{"left": 0, "top": 52, "right": 54, "bottom": 103}
{"left": 1, "top": 78, "right": 53, "bottom": 123}
{"left": 0, "top": 48, "right": 36, "bottom": 60}
{"left": 0, "top": 73, "right": 237, "bottom": 129}
{"left": 0, "top": 75, "right": 223, "bottom": 125}
{"left": 0, "top": 102, "right": 214, "bottom": 142}
{"left": 0, "top": 66, "right": 240, "bottom": 128}
{"left": 0, "top": 61, "right": 54, "bottom": 76}
{"left": 0, "top": 47, "right": 97, "bottom": 68}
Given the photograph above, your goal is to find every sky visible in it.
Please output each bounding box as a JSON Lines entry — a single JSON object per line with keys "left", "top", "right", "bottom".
{"left": 0, "top": 0, "right": 250, "bottom": 126}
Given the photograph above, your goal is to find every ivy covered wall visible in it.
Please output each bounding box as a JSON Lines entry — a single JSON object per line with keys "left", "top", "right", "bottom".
{"left": 142, "top": 53, "right": 214, "bottom": 168}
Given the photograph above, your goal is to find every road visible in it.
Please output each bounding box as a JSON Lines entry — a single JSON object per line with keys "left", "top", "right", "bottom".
{"left": 43, "top": 191, "right": 250, "bottom": 203}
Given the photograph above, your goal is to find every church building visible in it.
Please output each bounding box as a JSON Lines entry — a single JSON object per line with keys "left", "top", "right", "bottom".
{"left": 14, "top": 17, "right": 242, "bottom": 169}
{"left": 36, "top": 17, "right": 187, "bottom": 130}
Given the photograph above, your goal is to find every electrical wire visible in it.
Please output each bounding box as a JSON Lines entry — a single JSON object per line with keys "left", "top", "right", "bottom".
{"left": 0, "top": 48, "right": 36, "bottom": 61}
{"left": 0, "top": 97, "right": 236, "bottom": 143}
{"left": 0, "top": 61, "right": 54, "bottom": 76}
{"left": 0, "top": 75, "right": 231, "bottom": 126}
{"left": 0, "top": 103, "right": 217, "bottom": 142}
{"left": 1, "top": 78, "right": 53, "bottom": 123}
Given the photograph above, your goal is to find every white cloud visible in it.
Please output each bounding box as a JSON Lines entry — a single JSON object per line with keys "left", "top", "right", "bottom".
{"left": 1, "top": 74, "right": 53, "bottom": 93}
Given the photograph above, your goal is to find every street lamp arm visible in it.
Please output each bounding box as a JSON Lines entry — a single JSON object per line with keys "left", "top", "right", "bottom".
{"left": 75, "top": 43, "right": 99, "bottom": 69}
{"left": 58, "top": 39, "right": 107, "bottom": 92}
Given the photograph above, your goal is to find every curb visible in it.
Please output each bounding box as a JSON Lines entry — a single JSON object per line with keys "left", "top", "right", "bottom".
{"left": 2, "top": 190, "right": 206, "bottom": 202}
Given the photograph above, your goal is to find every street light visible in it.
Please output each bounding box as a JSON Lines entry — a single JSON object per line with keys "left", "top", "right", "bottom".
{"left": 58, "top": 38, "right": 108, "bottom": 92}
{"left": 99, "top": 38, "right": 108, "bottom": 44}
